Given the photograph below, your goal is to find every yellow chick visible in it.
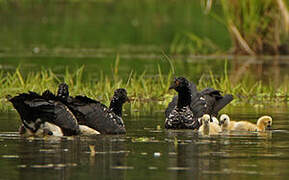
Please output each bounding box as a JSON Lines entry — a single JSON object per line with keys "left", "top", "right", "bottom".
{"left": 198, "top": 114, "right": 222, "bottom": 136}
{"left": 19, "top": 122, "right": 64, "bottom": 137}
{"left": 211, "top": 116, "right": 219, "bottom": 125}
{"left": 219, "top": 114, "right": 236, "bottom": 131}
{"left": 233, "top": 116, "right": 273, "bottom": 132}
{"left": 79, "top": 125, "right": 100, "bottom": 135}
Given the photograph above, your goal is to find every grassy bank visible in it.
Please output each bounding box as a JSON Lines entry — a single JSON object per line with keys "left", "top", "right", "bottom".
{"left": 170, "top": 0, "right": 289, "bottom": 55}
{"left": 218, "top": 0, "right": 289, "bottom": 55}
{"left": 1, "top": 65, "right": 289, "bottom": 113}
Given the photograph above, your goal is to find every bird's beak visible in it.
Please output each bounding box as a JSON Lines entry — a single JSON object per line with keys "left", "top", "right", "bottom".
{"left": 266, "top": 125, "right": 272, "bottom": 130}
{"left": 126, "top": 97, "right": 130, "bottom": 103}
{"left": 169, "top": 83, "right": 175, "bottom": 90}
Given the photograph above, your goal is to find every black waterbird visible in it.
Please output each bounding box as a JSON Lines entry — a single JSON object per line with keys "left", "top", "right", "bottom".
{"left": 165, "top": 77, "right": 233, "bottom": 129}
{"left": 57, "top": 83, "right": 129, "bottom": 134}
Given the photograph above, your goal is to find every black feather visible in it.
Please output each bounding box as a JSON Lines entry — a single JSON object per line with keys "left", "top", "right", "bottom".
{"left": 8, "top": 91, "right": 80, "bottom": 136}
{"left": 165, "top": 77, "right": 205, "bottom": 129}
{"left": 165, "top": 77, "right": 233, "bottom": 129}
{"left": 57, "top": 84, "right": 128, "bottom": 134}
{"left": 200, "top": 88, "right": 233, "bottom": 117}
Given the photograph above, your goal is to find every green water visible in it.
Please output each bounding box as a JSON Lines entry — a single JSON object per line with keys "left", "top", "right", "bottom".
{"left": 0, "top": 0, "right": 232, "bottom": 81}
{"left": 0, "top": 0, "right": 230, "bottom": 52}
{"left": 1, "top": 0, "right": 288, "bottom": 83}
{"left": 1, "top": 106, "right": 289, "bottom": 180}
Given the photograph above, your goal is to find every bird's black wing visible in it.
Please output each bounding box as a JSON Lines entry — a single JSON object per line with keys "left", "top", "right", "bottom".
{"left": 212, "top": 94, "right": 233, "bottom": 115}
{"left": 42, "top": 90, "right": 57, "bottom": 100}
{"left": 67, "top": 96, "right": 125, "bottom": 134}
{"left": 74, "top": 95, "right": 101, "bottom": 104}
{"left": 8, "top": 92, "right": 43, "bottom": 124}
{"left": 165, "top": 95, "right": 178, "bottom": 118}
{"left": 190, "top": 93, "right": 206, "bottom": 118}
{"left": 10, "top": 91, "right": 79, "bottom": 135}
{"left": 190, "top": 81, "right": 198, "bottom": 99}
{"left": 24, "top": 97, "right": 80, "bottom": 136}
{"left": 200, "top": 88, "right": 233, "bottom": 116}
{"left": 51, "top": 102, "right": 80, "bottom": 135}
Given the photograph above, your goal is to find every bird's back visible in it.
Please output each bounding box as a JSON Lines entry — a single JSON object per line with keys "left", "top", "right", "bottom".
{"left": 200, "top": 88, "right": 233, "bottom": 116}
{"left": 233, "top": 121, "right": 257, "bottom": 131}
{"left": 66, "top": 95, "right": 126, "bottom": 134}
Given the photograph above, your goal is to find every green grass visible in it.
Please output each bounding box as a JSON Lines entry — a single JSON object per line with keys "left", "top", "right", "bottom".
{"left": 1, "top": 65, "right": 289, "bottom": 113}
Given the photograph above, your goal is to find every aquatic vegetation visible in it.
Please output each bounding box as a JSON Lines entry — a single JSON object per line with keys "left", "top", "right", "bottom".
{"left": 218, "top": 0, "right": 289, "bottom": 55}
{"left": 1, "top": 65, "right": 289, "bottom": 113}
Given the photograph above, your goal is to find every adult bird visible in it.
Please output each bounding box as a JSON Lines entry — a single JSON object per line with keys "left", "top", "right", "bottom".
{"left": 165, "top": 77, "right": 206, "bottom": 129}
{"left": 56, "top": 83, "right": 129, "bottom": 134}
{"left": 7, "top": 91, "right": 80, "bottom": 137}
{"left": 165, "top": 77, "right": 233, "bottom": 129}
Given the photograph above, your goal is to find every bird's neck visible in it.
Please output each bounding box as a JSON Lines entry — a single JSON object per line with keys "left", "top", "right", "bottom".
{"left": 224, "top": 119, "right": 230, "bottom": 127}
{"left": 109, "top": 97, "right": 123, "bottom": 117}
{"left": 177, "top": 88, "right": 192, "bottom": 108}
{"left": 204, "top": 123, "right": 210, "bottom": 135}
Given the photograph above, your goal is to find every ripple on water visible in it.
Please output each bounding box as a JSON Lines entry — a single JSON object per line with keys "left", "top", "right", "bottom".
{"left": 39, "top": 149, "right": 57, "bottom": 153}
{"left": 110, "top": 166, "right": 134, "bottom": 170}
{"left": 18, "top": 163, "right": 77, "bottom": 169}
{"left": 148, "top": 166, "right": 158, "bottom": 170}
{"left": 0, "top": 132, "right": 20, "bottom": 140}
{"left": 167, "top": 167, "right": 191, "bottom": 171}
{"left": 202, "top": 168, "right": 279, "bottom": 176}
{"left": 85, "top": 150, "right": 130, "bottom": 155}
{"left": 2, "top": 155, "right": 19, "bottom": 159}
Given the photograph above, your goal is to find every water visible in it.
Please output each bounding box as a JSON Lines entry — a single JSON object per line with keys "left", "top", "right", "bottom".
{"left": 1, "top": 105, "right": 289, "bottom": 180}
{"left": 0, "top": 0, "right": 229, "bottom": 51}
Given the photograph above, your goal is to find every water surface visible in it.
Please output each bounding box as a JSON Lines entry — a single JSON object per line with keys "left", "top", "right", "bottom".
{"left": 1, "top": 105, "right": 289, "bottom": 180}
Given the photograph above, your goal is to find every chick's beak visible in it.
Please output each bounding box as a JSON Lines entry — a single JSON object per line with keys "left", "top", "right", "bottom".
{"left": 266, "top": 124, "right": 272, "bottom": 130}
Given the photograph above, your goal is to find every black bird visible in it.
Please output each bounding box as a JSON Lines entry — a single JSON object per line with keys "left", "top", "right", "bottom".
{"left": 165, "top": 77, "right": 233, "bottom": 129}
{"left": 165, "top": 77, "right": 206, "bottom": 129}
{"left": 57, "top": 83, "right": 129, "bottom": 134}
{"left": 7, "top": 91, "right": 80, "bottom": 137}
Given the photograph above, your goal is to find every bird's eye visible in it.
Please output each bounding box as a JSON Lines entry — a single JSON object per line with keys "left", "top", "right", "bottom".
{"left": 175, "top": 81, "right": 180, "bottom": 86}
